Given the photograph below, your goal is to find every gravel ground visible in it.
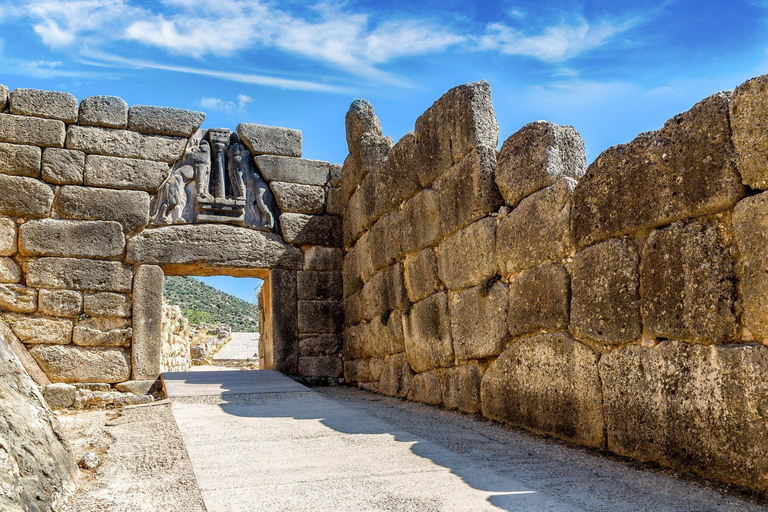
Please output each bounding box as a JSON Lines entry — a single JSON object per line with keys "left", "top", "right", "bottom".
{"left": 55, "top": 401, "right": 206, "bottom": 512}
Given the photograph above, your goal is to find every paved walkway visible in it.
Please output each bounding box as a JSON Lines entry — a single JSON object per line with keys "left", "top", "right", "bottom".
{"left": 162, "top": 369, "right": 767, "bottom": 512}
{"left": 211, "top": 332, "right": 259, "bottom": 363}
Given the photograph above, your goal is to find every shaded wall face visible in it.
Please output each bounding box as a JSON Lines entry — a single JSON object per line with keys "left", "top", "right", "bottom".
{"left": 0, "top": 86, "right": 344, "bottom": 390}
{"left": 340, "top": 76, "right": 768, "bottom": 492}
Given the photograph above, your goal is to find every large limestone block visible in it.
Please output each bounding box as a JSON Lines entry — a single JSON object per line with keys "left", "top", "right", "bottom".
{"left": 299, "top": 334, "right": 342, "bottom": 357}
{"left": 495, "top": 121, "right": 586, "bottom": 208}
{"left": 600, "top": 341, "right": 768, "bottom": 491}
{"left": 507, "top": 264, "right": 569, "bottom": 338}
{"left": 0, "top": 284, "right": 37, "bottom": 313}
{"left": 731, "top": 74, "right": 768, "bottom": 189}
{"left": 642, "top": 220, "right": 736, "bottom": 344}
{"left": 56, "top": 186, "right": 150, "bottom": 234}
{"left": 237, "top": 123, "right": 302, "bottom": 157}
{"left": 0, "top": 217, "right": 15, "bottom": 256}
{"left": 569, "top": 238, "right": 641, "bottom": 345}
{"left": 342, "top": 184, "right": 369, "bottom": 247}
{"left": 481, "top": 332, "right": 604, "bottom": 447}
{"left": 38, "top": 289, "right": 83, "bottom": 317}
{"left": 449, "top": 281, "right": 508, "bottom": 359}
{"left": 297, "top": 300, "right": 343, "bottom": 334}
{"left": 256, "top": 155, "right": 328, "bottom": 185}
{"left": 298, "top": 356, "right": 342, "bottom": 379}
{"left": 344, "top": 310, "right": 405, "bottom": 360}
{"left": 133, "top": 265, "right": 163, "bottom": 380}
{"left": 402, "top": 291, "right": 454, "bottom": 372}
{"left": 373, "top": 132, "right": 421, "bottom": 220}
{"left": 436, "top": 145, "right": 501, "bottom": 237}
{"left": 0, "top": 174, "right": 53, "bottom": 218}
{"left": 29, "top": 344, "right": 130, "bottom": 383}
{"left": 0, "top": 84, "right": 7, "bottom": 110}
{"left": 496, "top": 177, "right": 575, "bottom": 275}
{"left": 281, "top": 213, "right": 341, "bottom": 247}
{"left": 733, "top": 192, "right": 768, "bottom": 340}
{"left": 19, "top": 219, "right": 125, "bottom": 259}
{"left": 404, "top": 247, "right": 442, "bottom": 303}
{"left": 128, "top": 105, "right": 205, "bottom": 138}
{"left": 0, "top": 142, "right": 41, "bottom": 178}
{"left": 84, "top": 292, "right": 131, "bottom": 317}
{"left": 342, "top": 133, "right": 393, "bottom": 211}
{"left": 5, "top": 315, "right": 72, "bottom": 344}
{"left": 367, "top": 210, "right": 406, "bottom": 271}
{"left": 27, "top": 257, "right": 134, "bottom": 292}
{"left": 572, "top": 92, "right": 742, "bottom": 247}
{"left": 66, "top": 125, "right": 187, "bottom": 164}
{"left": 345, "top": 99, "right": 383, "bottom": 153}
{"left": 126, "top": 224, "right": 302, "bottom": 270}
{"left": 270, "top": 269, "right": 299, "bottom": 374}
{"left": 437, "top": 217, "right": 496, "bottom": 291}
{"left": 303, "top": 246, "right": 342, "bottom": 271}
{"left": 84, "top": 155, "right": 170, "bottom": 191}
{"left": 415, "top": 81, "right": 499, "bottom": 186}
{"left": 407, "top": 371, "right": 443, "bottom": 405}
{"left": 359, "top": 263, "right": 407, "bottom": 321}
{"left": 343, "top": 359, "right": 372, "bottom": 383}
{"left": 443, "top": 362, "right": 483, "bottom": 413}
{"left": 10, "top": 88, "right": 78, "bottom": 123}
{"left": 79, "top": 95, "right": 128, "bottom": 129}
{"left": 42, "top": 147, "right": 84, "bottom": 185}
{"left": 73, "top": 323, "right": 131, "bottom": 347}
{"left": 297, "top": 271, "right": 342, "bottom": 301}
{"left": 0, "top": 257, "right": 21, "bottom": 283}
{"left": 326, "top": 186, "right": 343, "bottom": 216}
{"left": 0, "top": 113, "right": 66, "bottom": 147}
{"left": 270, "top": 182, "right": 325, "bottom": 214}
{"left": 378, "top": 352, "right": 414, "bottom": 397}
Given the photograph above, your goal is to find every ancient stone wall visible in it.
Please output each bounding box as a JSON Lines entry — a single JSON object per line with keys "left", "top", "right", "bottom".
{"left": 160, "top": 304, "right": 191, "bottom": 372}
{"left": 340, "top": 75, "right": 768, "bottom": 492}
{"left": 0, "top": 86, "right": 343, "bottom": 392}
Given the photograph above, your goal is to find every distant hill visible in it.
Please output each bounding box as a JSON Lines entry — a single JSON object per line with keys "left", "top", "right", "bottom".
{"left": 163, "top": 276, "right": 259, "bottom": 332}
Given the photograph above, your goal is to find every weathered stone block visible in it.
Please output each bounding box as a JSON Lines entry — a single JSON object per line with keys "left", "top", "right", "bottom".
{"left": 359, "top": 263, "right": 407, "bottom": 321}
{"left": 133, "top": 265, "right": 163, "bottom": 380}
{"left": 404, "top": 247, "right": 442, "bottom": 303}
{"left": 43, "top": 383, "right": 76, "bottom": 410}
{"left": 403, "top": 292, "right": 454, "bottom": 373}
{"left": 19, "top": 219, "right": 125, "bottom": 259}
{"left": 56, "top": 186, "right": 149, "bottom": 234}
{"left": 0, "top": 113, "right": 66, "bottom": 147}
{"left": 0, "top": 142, "right": 41, "bottom": 178}
{"left": 326, "top": 187, "right": 343, "bottom": 216}
{"left": 79, "top": 95, "right": 128, "bottom": 129}
{"left": 299, "top": 334, "right": 342, "bottom": 357}
{"left": 369, "top": 132, "right": 421, "bottom": 222}
{"left": 507, "top": 264, "right": 570, "bottom": 338}
{"left": 329, "top": 163, "right": 342, "bottom": 187}
{"left": 270, "top": 269, "right": 298, "bottom": 375}
{"left": 73, "top": 322, "right": 131, "bottom": 347}
{"left": 10, "top": 88, "right": 77, "bottom": 123}
{"left": 569, "top": 238, "right": 641, "bottom": 345}
{"left": 298, "top": 356, "right": 342, "bottom": 379}
{"left": 256, "top": 155, "right": 328, "bottom": 185}
{"left": 642, "top": 220, "right": 736, "bottom": 344}
{"left": 378, "top": 352, "right": 414, "bottom": 397}
{"left": 29, "top": 345, "right": 130, "bottom": 383}
{"left": 0, "top": 174, "right": 53, "bottom": 218}
{"left": 342, "top": 185, "right": 369, "bottom": 247}
{"left": 0, "top": 284, "right": 37, "bottom": 313}
{"left": 572, "top": 92, "right": 742, "bottom": 247}
{"left": 126, "top": 224, "right": 302, "bottom": 270}
{"left": 481, "top": 332, "right": 604, "bottom": 447}
{"left": 281, "top": 213, "right": 341, "bottom": 247}
{"left": 5, "top": 314, "right": 72, "bottom": 344}
{"left": 342, "top": 134, "right": 393, "bottom": 211}
{"left": 346, "top": 99, "right": 383, "bottom": 152}
{"left": 0, "top": 84, "right": 7, "bottom": 111}
{"left": 600, "top": 341, "right": 768, "bottom": 491}
{"left": 495, "top": 121, "right": 586, "bottom": 208}
{"left": 237, "top": 123, "right": 302, "bottom": 157}
{"left": 497, "top": 177, "right": 575, "bottom": 275}
{"left": 297, "top": 271, "right": 342, "bottom": 301}
{"left": 304, "top": 246, "right": 342, "bottom": 271}
{"left": 449, "top": 281, "right": 508, "bottom": 359}
{"left": 731, "top": 75, "right": 768, "bottom": 189}
{"left": 27, "top": 257, "right": 134, "bottom": 292}
{"left": 83, "top": 292, "right": 131, "bottom": 317}
{"left": 84, "top": 155, "right": 170, "bottom": 191}
{"left": 407, "top": 371, "right": 443, "bottom": 405}
{"left": 128, "top": 105, "right": 205, "bottom": 138}
{"left": 114, "top": 379, "right": 160, "bottom": 395}
{"left": 42, "top": 148, "right": 84, "bottom": 185}
{"left": 437, "top": 217, "right": 496, "bottom": 291}
{"left": 436, "top": 145, "right": 501, "bottom": 237}
{"left": 443, "top": 362, "right": 483, "bottom": 413}
{"left": 66, "top": 126, "right": 187, "bottom": 164}
{"left": 270, "top": 182, "right": 325, "bottom": 214}
{"left": 351, "top": 310, "right": 406, "bottom": 360}
{"left": 0, "top": 217, "right": 16, "bottom": 256}
{"left": 298, "top": 300, "right": 343, "bottom": 333}
{"left": 0, "top": 257, "right": 20, "bottom": 283}
{"left": 344, "top": 359, "right": 372, "bottom": 383}
{"left": 733, "top": 193, "right": 768, "bottom": 340}
{"left": 414, "top": 81, "right": 499, "bottom": 187}
{"left": 38, "top": 289, "right": 82, "bottom": 317}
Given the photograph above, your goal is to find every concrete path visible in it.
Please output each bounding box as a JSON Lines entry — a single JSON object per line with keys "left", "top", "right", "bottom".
{"left": 212, "top": 332, "right": 259, "bottom": 364}
{"left": 164, "top": 369, "right": 768, "bottom": 512}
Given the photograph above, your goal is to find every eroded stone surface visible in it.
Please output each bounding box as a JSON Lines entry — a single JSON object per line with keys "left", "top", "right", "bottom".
{"left": 407, "top": 371, "right": 443, "bottom": 405}
{"left": 280, "top": 213, "right": 341, "bottom": 247}
{"left": 507, "top": 264, "right": 569, "bottom": 338}
{"left": 271, "top": 182, "right": 326, "bottom": 214}
{"left": 237, "top": 123, "right": 302, "bottom": 157}
{"left": 5, "top": 314, "right": 72, "bottom": 345}
{"left": 404, "top": 247, "right": 442, "bottom": 303}
{"left": 297, "top": 300, "right": 343, "bottom": 334}
{"left": 299, "top": 334, "right": 342, "bottom": 357}
{"left": 38, "top": 289, "right": 82, "bottom": 317}
{"left": 298, "top": 356, "right": 342, "bottom": 379}
{"left": 378, "top": 352, "right": 414, "bottom": 397}
{"left": 256, "top": 156, "right": 328, "bottom": 185}
{"left": 449, "top": 281, "right": 508, "bottom": 359}
{"left": 443, "top": 362, "right": 483, "bottom": 413}
{"left": 297, "top": 271, "right": 342, "bottom": 301}
{"left": 42, "top": 148, "right": 84, "bottom": 185}
{"left": 0, "top": 284, "right": 37, "bottom": 313}
{"left": 0, "top": 84, "right": 7, "bottom": 111}
{"left": 84, "top": 292, "right": 131, "bottom": 317}
{"left": 303, "top": 246, "right": 342, "bottom": 271}
{"left": 733, "top": 192, "right": 768, "bottom": 341}
{"left": 133, "top": 265, "right": 163, "bottom": 380}
{"left": 66, "top": 125, "right": 187, "bottom": 163}
{"left": 437, "top": 217, "right": 496, "bottom": 291}
{"left": 27, "top": 257, "right": 134, "bottom": 292}
{"left": 0, "top": 113, "right": 65, "bottom": 147}
{"left": 29, "top": 344, "right": 131, "bottom": 383}
{"left": 0, "top": 142, "right": 41, "bottom": 178}
{"left": 19, "top": 219, "right": 125, "bottom": 259}
{"left": 0, "top": 257, "right": 20, "bottom": 283}
{"left": 481, "top": 332, "right": 604, "bottom": 447}
{"left": 0, "top": 174, "right": 53, "bottom": 218}
{"left": 10, "top": 88, "right": 78, "bottom": 123}
{"left": 128, "top": 105, "right": 205, "bottom": 138}
{"left": 79, "top": 95, "right": 128, "bottom": 129}
{"left": 56, "top": 186, "right": 150, "bottom": 234}
{"left": 402, "top": 291, "right": 454, "bottom": 373}
{"left": 0, "top": 217, "right": 16, "bottom": 256}
{"left": 84, "top": 155, "right": 170, "bottom": 191}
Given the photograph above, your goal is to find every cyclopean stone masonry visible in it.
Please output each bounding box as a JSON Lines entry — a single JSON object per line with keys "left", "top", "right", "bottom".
{"left": 340, "top": 75, "right": 768, "bottom": 493}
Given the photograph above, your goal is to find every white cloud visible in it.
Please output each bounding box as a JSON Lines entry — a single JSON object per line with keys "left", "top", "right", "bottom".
{"left": 197, "top": 94, "right": 254, "bottom": 114}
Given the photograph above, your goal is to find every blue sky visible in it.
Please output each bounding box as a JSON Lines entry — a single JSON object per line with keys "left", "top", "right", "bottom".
{"left": 1, "top": 0, "right": 767, "bottom": 300}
